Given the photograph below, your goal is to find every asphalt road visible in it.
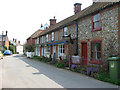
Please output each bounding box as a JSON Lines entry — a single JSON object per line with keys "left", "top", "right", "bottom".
{"left": 0, "top": 54, "right": 119, "bottom": 88}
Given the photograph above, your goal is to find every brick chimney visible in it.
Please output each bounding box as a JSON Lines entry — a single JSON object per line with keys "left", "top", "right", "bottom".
{"left": 15, "top": 39, "right": 17, "bottom": 43}
{"left": 50, "top": 16, "right": 56, "bottom": 26}
{"left": 74, "top": 3, "right": 82, "bottom": 14}
{"left": 18, "top": 41, "right": 20, "bottom": 44}
{"left": 13, "top": 38, "right": 14, "bottom": 41}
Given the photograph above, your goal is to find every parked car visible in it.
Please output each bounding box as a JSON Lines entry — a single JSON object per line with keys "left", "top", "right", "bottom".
{"left": 4, "top": 50, "right": 11, "bottom": 55}
{"left": 0, "top": 51, "right": 3, "bottom": 59}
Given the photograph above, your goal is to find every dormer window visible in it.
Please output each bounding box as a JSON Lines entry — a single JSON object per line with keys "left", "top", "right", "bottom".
{"left": 64, "top": 27, "right": 68, "bottom": 36}
{"left": 92, "top": 13, "right": 101, "bottom": 31}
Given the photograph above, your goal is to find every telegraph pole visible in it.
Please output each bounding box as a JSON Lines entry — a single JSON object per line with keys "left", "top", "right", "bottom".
{"left": 1, "top": 31, "right": 4, "bottom": 52}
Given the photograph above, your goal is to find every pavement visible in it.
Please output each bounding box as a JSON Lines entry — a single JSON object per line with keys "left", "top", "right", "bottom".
{"left": 0, "top": 54, "right": 119, "bottom": 88}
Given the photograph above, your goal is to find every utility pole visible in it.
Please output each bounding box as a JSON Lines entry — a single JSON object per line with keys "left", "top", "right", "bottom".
{"left": 1, "top": 31, "right": 4, "bottom": 52}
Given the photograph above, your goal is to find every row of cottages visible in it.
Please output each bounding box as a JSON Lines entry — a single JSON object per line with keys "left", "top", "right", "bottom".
{"left": 0, "top": 31, "right": 9, "bottom": 50}
{"left": 34, "top": 2, "right": 120, "bottom": 65}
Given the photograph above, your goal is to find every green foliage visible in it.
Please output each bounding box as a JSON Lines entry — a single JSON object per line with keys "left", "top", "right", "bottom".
{"left": 3, "top": 45, "right": 7, "bottom": 50}
{"left": 97, "top": 72, "right": 120, "bottom": 85}
{"left": 26, "top": 44, "right": 34, "bottom": 52}
{"left": 56, "top": 62, "right": 65, "bottom": 68}
{"left": 9, "top": 45, "right": 16, "bottom": 54}
{"left": 9, "top": 41, "right": 16, "bottom": 54}
{"left": 32, "top": 56, "right": 50, "bottom": 62}
{"left": 64, "top": 58, "right": 69, "bottom": 67}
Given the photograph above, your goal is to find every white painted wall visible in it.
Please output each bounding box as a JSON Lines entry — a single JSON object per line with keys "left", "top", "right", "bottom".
{"left": 16, "top": 46, "right": 23, "bottom": 54}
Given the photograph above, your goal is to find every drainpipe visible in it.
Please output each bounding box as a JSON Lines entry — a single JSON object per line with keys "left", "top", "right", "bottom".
{"left": 74, "top": 21, "right": 78, "bottom": 55}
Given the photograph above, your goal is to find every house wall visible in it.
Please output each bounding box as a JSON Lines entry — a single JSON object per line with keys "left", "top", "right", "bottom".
{"left": 5, "top": 36, "right": 9, "bottom": 50}
{"left": 16, "top": 46, "right": 23, "bottom": 54}
{"left": 27, "top": 37, "right": 35, "bottom": 46}
{"left": 78, "top": 6, "right": 119, "bottom": 64}
{"left": 118, "top": 4, "right": 120, "bottom": 56}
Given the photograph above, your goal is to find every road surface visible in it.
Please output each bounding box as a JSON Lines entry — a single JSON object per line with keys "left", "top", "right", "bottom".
{"left": 0, "top": 54, "right": 119, "bottom": 88}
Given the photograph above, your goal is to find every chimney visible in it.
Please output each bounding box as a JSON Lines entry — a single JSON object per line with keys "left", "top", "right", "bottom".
{"left": 18, "top": 41, "right": 20, "bottom": 44}
{"left": 6, "top": 31, "right": 8, "bottom": 36}
{"left": 15, "top": 39, "right": 17, "bottom": 42}
{"left": 74, "top": 3, "right": 82, "bottom": 14}
{"left": 13, "top": 38, "right": 14, "bottom": 41}
{"left": 50, "top": 16, "right": 56, "bottom": 26}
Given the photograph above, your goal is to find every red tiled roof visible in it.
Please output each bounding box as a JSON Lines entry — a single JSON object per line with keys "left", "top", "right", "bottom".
{"left": 27, "top": 29, "right": 43, "bottom": 40}
{"left": 37, "top": 2, "right": 119, "bottom": 37}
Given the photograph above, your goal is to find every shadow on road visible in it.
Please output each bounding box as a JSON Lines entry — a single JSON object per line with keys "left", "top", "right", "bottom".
{"left": 15, "top": 54, "right": 117, "bottom": 88}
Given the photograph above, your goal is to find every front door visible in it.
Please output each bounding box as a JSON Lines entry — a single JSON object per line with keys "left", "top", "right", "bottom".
{"left": 81, "top": 42, "right": 87, "bottom": 65}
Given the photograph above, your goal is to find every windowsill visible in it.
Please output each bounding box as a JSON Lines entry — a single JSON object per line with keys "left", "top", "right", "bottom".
{"left": 89, "top": 60, "right": 102, "bottom": 64}
{"left": 92, "top": 27, "right": 101, "bottom": 31}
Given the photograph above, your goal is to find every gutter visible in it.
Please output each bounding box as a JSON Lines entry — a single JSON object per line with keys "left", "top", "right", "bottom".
{"left": 74, "top": 21, "right": 78, "bottom": 55}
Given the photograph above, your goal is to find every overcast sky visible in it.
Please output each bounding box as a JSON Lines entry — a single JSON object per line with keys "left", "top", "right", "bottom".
{"left": 0, "top": 0, "right": 92, "bottom": 44}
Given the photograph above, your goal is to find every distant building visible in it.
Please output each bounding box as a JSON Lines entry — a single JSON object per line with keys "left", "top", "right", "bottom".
{"left": 27, "top": 29, "right": 43, "bottom": 46}
{"left": 0, "top": 31, "right": 9, "bottom": 50}
{"left": 10, "top": 39, "right": 23, "bottom": 54}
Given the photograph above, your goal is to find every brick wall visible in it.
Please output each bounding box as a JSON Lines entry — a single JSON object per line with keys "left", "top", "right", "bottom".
{"left": 27, "top": 37, "right": 35, "bottom": 46}
{"left": 5, "top": 36, "right": 9, "bottom": 50}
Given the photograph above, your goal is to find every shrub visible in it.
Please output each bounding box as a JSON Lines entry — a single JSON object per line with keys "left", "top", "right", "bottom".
{"left": 97, "top": 72, "right": 120, "bottom": 85}
{"left": 56, "top": 62, "right": 65, "bottom": 68}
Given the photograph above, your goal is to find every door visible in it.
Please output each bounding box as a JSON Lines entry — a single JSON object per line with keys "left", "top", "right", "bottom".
{"left": 81, "top": 42, "right": 87, "bottom": 65}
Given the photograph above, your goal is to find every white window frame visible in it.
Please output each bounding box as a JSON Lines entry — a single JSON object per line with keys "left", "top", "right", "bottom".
{"left": 58, "top": 44, "right": 65, "bottom": 57}
{"left": 41, "top": 47, "right": 44, "bottom": 56}
{"left": 46, "top": 34, "right": 48, "bottom": 42}
{"left": 44, "top": 46, "right": 50, "bottom": 58}
{"left": 64, "top": 27, "right": 68, "bottom": 36}
{"left": 37, "top": 37, "right": 39, "bottom": 44}
{"left": 52, "top": 32, "right": 54, "bottom": 41}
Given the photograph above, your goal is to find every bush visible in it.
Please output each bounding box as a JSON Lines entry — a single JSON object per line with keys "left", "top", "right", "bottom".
{"left": 32, "top": 56, "right": 50, "bottom": 62}
{"left": 56, "top": 62, "right": 65, "bottom": 68}
{"left": 97, "top": 72, "right": 120, "bottom": 85}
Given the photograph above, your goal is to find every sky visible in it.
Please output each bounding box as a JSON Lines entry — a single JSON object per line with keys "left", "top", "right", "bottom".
{"left": 0, "top": 0, "right": 92, "bottom": 45}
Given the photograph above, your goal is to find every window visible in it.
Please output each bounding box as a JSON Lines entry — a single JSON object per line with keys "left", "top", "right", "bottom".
{"left": 55, "top": 31, "right": 58, "bottom": 41}
{"left": 92, "top": 13, "right": 101, "bottom": 31}
{"left": 46, "top": 34, "right": 48, "bottom": 42}
{"left": 44, "top": 46, "right": 50, "bottom": 58}
{"left": 41, "top": 47, "right": 44, "bottom": 56}
{"left": 35, "top": 39, "right": 37, "bottom": 44}
{"left": 58, "top": 44, "right": 65, "bottom": 57}
{"left": 36, "top": 47, "right": 40, "bottom": 56}
{"left": 91, "top": 41, "right": 102, "bottom": 61}
{"left": 64, "top": 27, "right": 68, "bottom": 36}
{"left": 37, "top": 38, "right": 39, "bottom": 44}
{"left": 42, "top": 36, "right": 44, "bottom": 43}
{"left": 52, "top": 32, "right": 54, "bottom": 41}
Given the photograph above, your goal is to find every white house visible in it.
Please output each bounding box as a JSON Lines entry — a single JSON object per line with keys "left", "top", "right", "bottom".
{"left": 10, "top": 39, "right": 23, "bottom": 54}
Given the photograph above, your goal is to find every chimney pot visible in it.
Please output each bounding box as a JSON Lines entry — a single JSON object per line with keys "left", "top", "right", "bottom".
{"left": 74, "top": 3, "right": 82, "bottom": 14}
{"left": 6, "top": 31, "right": 8, "bottom": 36}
